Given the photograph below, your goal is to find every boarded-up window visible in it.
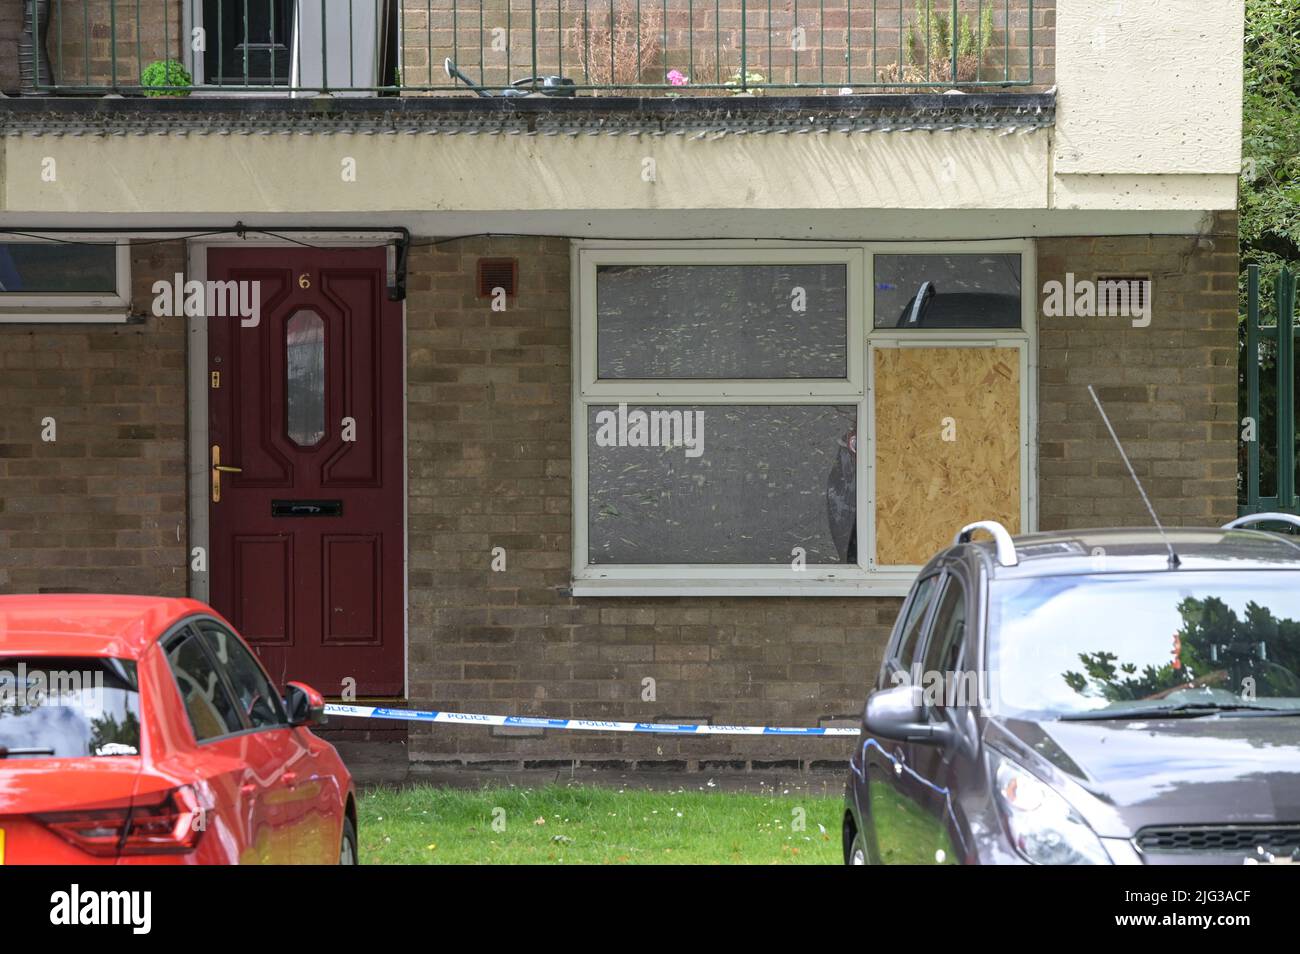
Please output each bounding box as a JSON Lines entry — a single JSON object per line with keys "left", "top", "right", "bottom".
{"left": 874, "top": 346, "right": 1022, "bottom": 566}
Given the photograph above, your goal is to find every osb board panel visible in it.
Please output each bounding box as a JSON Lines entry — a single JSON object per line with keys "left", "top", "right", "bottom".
{"left": 874, "top": 347, "right": 1021, "bottom": 567}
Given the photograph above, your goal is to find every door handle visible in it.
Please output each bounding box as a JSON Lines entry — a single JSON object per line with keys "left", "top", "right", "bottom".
{"left": 211, "top": 445, "right": 243, "bottom": 503}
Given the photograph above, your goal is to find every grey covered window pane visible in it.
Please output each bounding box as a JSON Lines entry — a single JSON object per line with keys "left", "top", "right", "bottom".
{"left": 596, "top": 264, "right": 848, "bottom": 379}
{"left": 0, "top": 243, "right": 117, "bottom": 294}
{"left": 588, "top": 404, "right": 858, "bottom": 564}
{"left": 286, "top": 309, "right": 326, "bottom": 447}
{"left": 875, "top": 253, "right": 1022, "bottom": 329}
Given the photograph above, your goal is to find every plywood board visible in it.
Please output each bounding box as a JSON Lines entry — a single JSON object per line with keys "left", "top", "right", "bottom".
{"left": 874, "top": 347, "right": 1021, "bottom": 567}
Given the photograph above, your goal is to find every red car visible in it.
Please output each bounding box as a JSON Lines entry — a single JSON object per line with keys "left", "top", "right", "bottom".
{"left": 0, "top": 595, "right": 356, "bottom": 864}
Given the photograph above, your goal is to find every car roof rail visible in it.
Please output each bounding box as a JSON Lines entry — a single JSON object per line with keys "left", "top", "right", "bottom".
{"left": 1222, "top": 513, "right": 1300, "bottom": 533}
{"left": 953, "top": 521, "right": 1019, "bottom": 567}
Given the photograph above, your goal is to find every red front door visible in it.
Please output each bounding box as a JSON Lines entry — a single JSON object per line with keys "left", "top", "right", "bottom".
{"left": 207, "top": 246, "right": 404, "bottom": 696}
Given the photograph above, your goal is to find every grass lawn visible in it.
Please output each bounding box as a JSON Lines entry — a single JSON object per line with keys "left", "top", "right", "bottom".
{"left": 358, "top": 783, "right": 844, "bottom": 864}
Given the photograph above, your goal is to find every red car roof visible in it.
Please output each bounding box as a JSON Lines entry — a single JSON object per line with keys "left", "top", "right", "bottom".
{"left": 0, "top": 594, "right": 214, "bottom": 659}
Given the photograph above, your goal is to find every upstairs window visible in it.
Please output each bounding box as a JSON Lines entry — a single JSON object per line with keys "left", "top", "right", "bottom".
{"left": 202, "top": 0, "right": 293, "bottom": 86}
{"left": 188, "top": 0, "right": 400, "bottom": 92}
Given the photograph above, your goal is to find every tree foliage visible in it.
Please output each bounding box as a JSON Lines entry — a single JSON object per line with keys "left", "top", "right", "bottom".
{"left": 1241, "top": 0, "right": 1300, "bottom": 305}
{"left": 1063, "top": 596, "right": 1300, "bottom": 703}
{"left": 1238, "top": 1, "right": 1300, "bottom": 503}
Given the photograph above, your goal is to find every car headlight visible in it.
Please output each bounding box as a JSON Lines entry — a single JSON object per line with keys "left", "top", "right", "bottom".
{"left": 994, "top": 757, "right": 1110, "bottom": 865}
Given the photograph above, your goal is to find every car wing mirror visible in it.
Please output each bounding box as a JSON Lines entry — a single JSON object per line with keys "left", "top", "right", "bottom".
{"left": 864, "top": 685, "right": 954, "bottom": 746}
{"left": 285, "top": 681, "right": 326, "bottom": 727}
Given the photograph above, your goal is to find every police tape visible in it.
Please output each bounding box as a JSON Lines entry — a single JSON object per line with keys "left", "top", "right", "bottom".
{"left": 324, "top": 704, "right": 859, "bottom": 736}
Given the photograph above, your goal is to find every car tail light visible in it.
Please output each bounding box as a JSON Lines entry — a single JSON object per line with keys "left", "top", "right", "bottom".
{"left": 34, "top": 786, "right": 205, "bottom": 857}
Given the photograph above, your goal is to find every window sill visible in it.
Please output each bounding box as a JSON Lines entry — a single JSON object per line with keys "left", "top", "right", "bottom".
{"left": 0, "top": 310, "right": 133, "bottom": 324}
{"left": 570, "top": 571, "right": 917, "bottom": 598}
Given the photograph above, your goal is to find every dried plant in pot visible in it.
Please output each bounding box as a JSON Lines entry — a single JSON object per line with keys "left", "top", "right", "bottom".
{"left": 877, "top": 1, "right": 997, "bottom": 88}
{"left": 564, "top": 1, "right": 664, "bottom": 94}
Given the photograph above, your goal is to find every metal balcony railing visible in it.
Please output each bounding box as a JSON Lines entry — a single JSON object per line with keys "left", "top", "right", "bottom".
{"left": 19, "top": 0, "right": 1039, "bottom": 96}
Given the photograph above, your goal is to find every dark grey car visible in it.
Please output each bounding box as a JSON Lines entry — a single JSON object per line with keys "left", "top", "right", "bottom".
{"left": 844, "top": 518, "right": 1300, "bottom": 865}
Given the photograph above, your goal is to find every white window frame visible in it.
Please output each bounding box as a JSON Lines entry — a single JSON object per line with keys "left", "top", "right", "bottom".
{"left": 0, "top": 237, "right": 131, "bottom": 323}
{"left": 571, "top": 239, "right": 1037, "bottom": 597}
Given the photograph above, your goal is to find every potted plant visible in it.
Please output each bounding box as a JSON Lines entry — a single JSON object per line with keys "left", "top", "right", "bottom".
{"left": 140, "top": 59, "right": 193, "bottom": 97}
{"left": 879, "top": 1, "right": 997, "bottom": 86}
{"left": 725, "top": 68, "right": 767, "bottom": 96}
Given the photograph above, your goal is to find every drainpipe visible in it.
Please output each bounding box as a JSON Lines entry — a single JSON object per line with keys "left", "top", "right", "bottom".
{"left": 19, "top": 0, "right": 54, "bottom": 94}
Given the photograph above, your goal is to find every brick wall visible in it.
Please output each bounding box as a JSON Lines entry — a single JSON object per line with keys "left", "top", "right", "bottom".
{"left": 1037, "top": 211, "right": 1241, "bottom": 530}
{"left": 28, "top": 0, "right": 186, "bottom": 90}
{"left": 0, "top": 241, "right": 188, "bottom": 595}
{"left": 0, "top": 0, "right": 20, "bottom": 92}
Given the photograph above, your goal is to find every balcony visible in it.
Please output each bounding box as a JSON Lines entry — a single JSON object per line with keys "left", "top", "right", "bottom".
{"left": 7, "top": 0, "right": 1051, "bottom": 96}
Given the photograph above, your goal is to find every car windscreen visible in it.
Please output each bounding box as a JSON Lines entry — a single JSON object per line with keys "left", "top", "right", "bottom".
{"left": 987, "top": 572, "right": 1300, "bottom": 720}
{"left": 0, "top": 656, "right": 141, "bottom": 758}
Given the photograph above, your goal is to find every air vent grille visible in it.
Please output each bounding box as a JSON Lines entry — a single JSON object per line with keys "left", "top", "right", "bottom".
{"left": 477, "top": 258, "right": 518, "bottom": 298}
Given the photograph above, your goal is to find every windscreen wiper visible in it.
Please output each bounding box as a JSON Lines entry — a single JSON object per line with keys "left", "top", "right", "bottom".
{"left": 1060, "top": 702, "right": 1295, "bottom": 721}
{"left": 0, "top": 745, "right": 57, "bottom": 758}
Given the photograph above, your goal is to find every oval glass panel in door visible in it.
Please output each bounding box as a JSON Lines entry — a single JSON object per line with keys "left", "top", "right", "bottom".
{"left": 286, "top": 309, "right": 326, "bottom": 446}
